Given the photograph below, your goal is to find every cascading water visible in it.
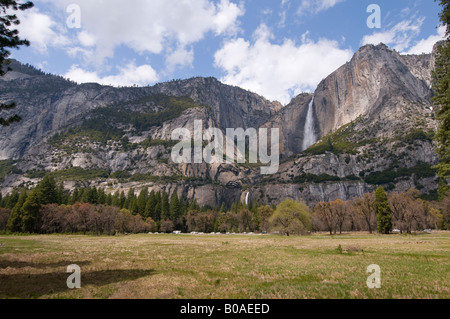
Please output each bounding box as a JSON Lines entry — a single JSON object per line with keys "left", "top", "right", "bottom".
{"left": 302, "top": 97, "right": 317, "bottom": 151}
{"left": 245, "top": 192, "right": 250, "bottom": 206}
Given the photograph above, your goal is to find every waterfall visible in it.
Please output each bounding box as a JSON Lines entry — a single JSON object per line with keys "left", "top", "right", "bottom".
{"left": 302, "top": 97, "right": 317, "bottom": 151}
{"left": 245, "top": 192, "right": 250, "bottom": 206}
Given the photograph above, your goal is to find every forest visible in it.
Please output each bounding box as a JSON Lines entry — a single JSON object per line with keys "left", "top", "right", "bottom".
{"left": 0, "top": 175, "right": 448, "bottom": 236}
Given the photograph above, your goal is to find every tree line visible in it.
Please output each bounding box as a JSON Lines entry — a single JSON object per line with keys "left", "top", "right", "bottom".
{"left": 0, "top": 176, "right": 274, "bottom": 234}
{"left": 0, "top": 176, "right": 448, "bottom": 236}
{"left": 312, "top": 187, "right": 447, "bottom": 235}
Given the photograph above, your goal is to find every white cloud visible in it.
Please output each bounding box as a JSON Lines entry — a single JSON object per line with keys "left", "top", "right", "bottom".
{"left": 297, "top": 0, "right": 345, "bottom": 15}
{"left": 65, "top": 62, "right": 159, "bottom": 87}
{"left": 361, "top": 17, "right": 425, "bottom": 52}
{"left": 214, "top": 24, "right": 353, "bottom": 104}
{"left": 41, "top": 0, "right": 244, "bottom": 66}
{"left": 77, "top": 31, "right": 96, "bottom": 47}
{"left": 405, "top": 25, "right": 446, "bottom": 54}
{"left": 166, "top": 47, "right": 194, "bottom": 72}
{"left": 15, "top": 8, "right": 70, "bottom": 54}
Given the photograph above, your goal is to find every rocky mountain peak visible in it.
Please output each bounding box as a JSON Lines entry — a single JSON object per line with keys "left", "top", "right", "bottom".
{"left": 0, "top": 43, "right": 441, "bottom": 207}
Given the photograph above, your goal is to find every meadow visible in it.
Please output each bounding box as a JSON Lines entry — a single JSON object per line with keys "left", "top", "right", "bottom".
{"left": 0, "top": 232, "right": 449, "bottom": 299}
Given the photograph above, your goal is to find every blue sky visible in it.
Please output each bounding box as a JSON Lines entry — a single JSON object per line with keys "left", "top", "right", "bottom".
{"left": 10, "top": 0, "right": 445, "bottom": 104}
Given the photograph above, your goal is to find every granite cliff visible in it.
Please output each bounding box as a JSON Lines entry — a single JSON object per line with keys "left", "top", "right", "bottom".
{"left": 0, "top": 43, "right": 440, "bottom": 207}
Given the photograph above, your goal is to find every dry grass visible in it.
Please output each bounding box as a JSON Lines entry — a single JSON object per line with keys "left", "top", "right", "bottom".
{"left": 0, "top": 232, "right": 449, "bottom": 299}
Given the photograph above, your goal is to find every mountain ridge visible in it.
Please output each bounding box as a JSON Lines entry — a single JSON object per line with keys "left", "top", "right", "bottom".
{"left": 0, "top": 42, "right": 441, "bottom": 207}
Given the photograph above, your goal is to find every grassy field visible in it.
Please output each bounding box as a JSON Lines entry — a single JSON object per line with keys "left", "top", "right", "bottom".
{"left": 0, "top": 232, "right": 449, "bottom": 299}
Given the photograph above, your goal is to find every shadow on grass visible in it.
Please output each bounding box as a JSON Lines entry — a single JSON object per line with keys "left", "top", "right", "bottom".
{"left": 0, "top": 260, "right": 92, "bottom": 269}
{"left": 0, "top": 269, "right": 156, "bottom": 299}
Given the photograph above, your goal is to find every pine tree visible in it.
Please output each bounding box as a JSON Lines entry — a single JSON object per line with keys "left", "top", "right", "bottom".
{"left": 6, "top": 188, "right": 27, "bottom": 232}
{"left": 154, "top": 202, "right": 162, "bottom": 222}
{"left": 56, "top": 182, "right": 68, "bottom": 205}
{"left": 433, "top": 0, "right": 450, "bottom": 186}
{"left": 189, "top": 199, "right": 200, "bottom": 211}
{"left": 90, "top": 187, "right": 98, "bottom": 204}
{"left": 97, "top": 188, "right": 106, "bottom": 205}
{"left": 230, "top": 202, "right": 238, "bottom": 214}
{"left": 21, "top": 188, "right": 41, "bottom": 233}
{"left": 5, "top": 189, "right": 19, "bottom": 209}
{"left": 154, "top": 191, "right": 162, "bottom": 221}
{"left": 161, "top": 191, "right": 170, "bottom": 220}
{"left": 0, "top": 0, "right": 34, "bottom": 126}
{"left": 170, "top": 192, "right": 181, "bottom": 221}
{"left": 137, "top": 188, "right": 148, "bottom": 216}
{"left": 112, "top": 190, "right": 121, "bottom": 207}
{"left": 131, "top": 200, "right": 139, "bottom": 215}
{"left": 374, "top": 187, "right": 393, "bottom": 234}
{"left": 125, "top": 188, "right": 135, "bottom": 210}
{"left": 120, "top": 191, "right": 126, "bottom": 209}
{"left": 70, "top": 188, "right": 80, "bottom": 205}
{"left": 80, "top": 188, "right": 87, "bottom": 201}
{"left": 81, "top": 187, "right": 98, "bottom": 204}
{"left": 37, "top": 175, "right": 58, "bottom": 205}
{"left": 145, "top": 190, "right": 156, "bottom": 219}
{"left": 105, "top": 193, "right": 113, "bottom": 206}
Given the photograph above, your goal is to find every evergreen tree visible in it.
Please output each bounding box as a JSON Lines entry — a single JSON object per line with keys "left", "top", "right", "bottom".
{"left": 90, "top": 187, "right": 98, "bottom": 204}
{"left": 251, "top": 200, "right": 258, "bottom": 215}
{"left": 37, "top": 175, "right": 58, "bottom": 205}
{"left": 137, "top": 188, "right": 148, "bottom": 216}
{"left": 130, "top": 198, "right": 139, "bottom": 215}
{"left": 154, "top": 202, "right": 162, "bottom": 222}
{"left": 1, "top": 194, "right": 9, "bottom": 208}
{"left": 170, "top": 192, "right": 181, "bottom": 221}
{"left": 433, "top": 0, "right": 450, "bottom": 184}
{"left": 189, "top": 199, "right": 200, "bottom": 211}
{"left": 70, "top": 188, "right": 80, "bottom": 205}
{"left": 120, "top": 191, "right": 126, "bottom": 209}
{"left": 21, "top": 188, "right": 41, "bottom": 233}
{"left": 161, "top": 191, "right": 170, "bottom": 220}
{"left": 6, "top": 188, "right": 27, "bottom": 232}
{"left": 81, "top": 187, "right": 98, "bottom": 204}
{"left": 145, "top": 190, "right": 156, "bottom": 219}
{"left": 0, "top": 0, "right": 34, "bottom": 126}
{"left": 374, "top": 187, "right": 393, "bottom": 234}
{"left": 105, "top": 193, "right": 113, "bottom": 206}
{"left": 220, "top": 202, "right": 227, "bottom": 213}
{"left": 79, "top": 188, "right": 86, "bottom": 202}
{"left": 154, "top": 191, "right": 162, "bottom": 221}
{"left": 230, "top": 202, "right": 238, "bottom": 214}
{"left": 5, "top": 189, "right": 19, "bottom": 209}
{"left": 112, "top": 190, "right": 121, "bottom": 208}
{"left": 97, "top": 188, "right": 106, "bottom": 205}
{"left": 56, "top": 183, "right": 68, "bottom": 205}
{"left": 125, "top": 188, "right": 135, "bottom": 210}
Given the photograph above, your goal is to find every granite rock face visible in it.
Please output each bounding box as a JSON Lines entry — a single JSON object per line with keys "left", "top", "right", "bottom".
{"left": 0, "top": 43, "right": 441, "bottom": 206}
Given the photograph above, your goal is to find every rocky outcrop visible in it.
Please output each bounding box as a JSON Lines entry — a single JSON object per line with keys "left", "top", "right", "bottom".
{"left": 0, "top": 43, "right": 442, "bottom": 206}
{"left": 150, "top": 77, "right": 281, "bottom": 130}
{"left": 0, "top": 62, "right": 280, "bottom": 161}
{"left": 260, "top": 44, "right": 435, "bottom": 158}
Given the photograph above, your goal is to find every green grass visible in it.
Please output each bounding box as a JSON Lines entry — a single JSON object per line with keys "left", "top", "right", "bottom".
{"left": 0, "top": 233, "right": 449, "bottom": 299}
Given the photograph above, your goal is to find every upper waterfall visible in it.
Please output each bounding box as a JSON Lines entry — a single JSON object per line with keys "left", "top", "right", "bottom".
{"left": 302, "top": 97, "right": 317, "bottom": 151}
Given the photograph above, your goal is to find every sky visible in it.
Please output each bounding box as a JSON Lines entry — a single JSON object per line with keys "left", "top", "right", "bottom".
{"left": 10, "top": 0, "right": 446, "bottom": 105}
